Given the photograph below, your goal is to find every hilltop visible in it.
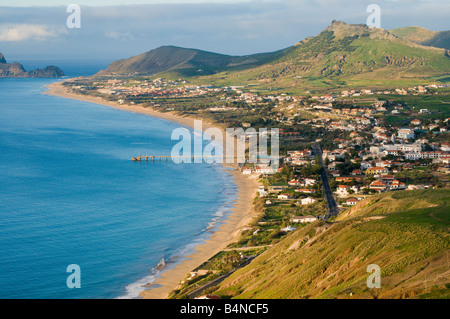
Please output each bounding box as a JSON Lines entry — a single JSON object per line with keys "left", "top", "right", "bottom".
{"left": 95, "top": 21, "right": 450, "bottom": 90}
{"left": 0, "top": 53, "right": 64, "bottom": 78}
{"left": 210, "top": 189, "right": 449, "bottom": 299}
{"left": 200, "top": 21, "right": 450, "bottom": 89}
{"left": 96, "top": 45, "right": 281, "bottom": 77}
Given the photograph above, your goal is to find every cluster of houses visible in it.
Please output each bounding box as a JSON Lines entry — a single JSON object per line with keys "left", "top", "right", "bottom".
{"left": 93, "top": 77, "right": 306, "bottom": 108}
{"left": 221, "top": 91, "right": 297, "bottom": 105}
{"left": 247, "top": 117, "right": 448, "bottom": 195}
{"left": 251, "top": 134, "right": 448, "bottom": 212}
{"left": 88, "top": 78, "right": 231, "bottom": 100}
{"left": 338, "top": 84, "right": 445, "bottom": 98}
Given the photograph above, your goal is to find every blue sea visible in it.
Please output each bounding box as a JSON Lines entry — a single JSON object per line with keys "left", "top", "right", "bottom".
{"left": 0, "top": 63, "right": 237, "bottom": 298}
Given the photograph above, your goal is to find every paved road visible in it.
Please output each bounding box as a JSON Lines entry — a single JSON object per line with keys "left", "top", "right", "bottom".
{"left": 313, "top": 144, "right": 338, "bottom": 219}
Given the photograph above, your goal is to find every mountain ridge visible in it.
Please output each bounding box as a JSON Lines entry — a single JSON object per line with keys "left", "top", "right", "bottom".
{"left": 96, "top": 45, "right": 283, "bottom": 76}
{"left": 95, "top": 21, "right": 450, "bottom": 89}
{"left": 219, "top": 21, "right": 450, "bottom": 88}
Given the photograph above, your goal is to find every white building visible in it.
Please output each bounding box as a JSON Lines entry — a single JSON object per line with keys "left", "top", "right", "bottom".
{"left": 257, "top": 187, "right": 268, "bottom": 196}
{"left": 300, "top": 197, "right": 317, "bottom": 205}
{"left": 335, "top": 185, "right": 359, "bottom": 198}
{"left": 291, "top": 215, "right": 318, "bottom": 223}
{"left": 304, "top": 178, "right": 317, "bottom": 186}
{"left": 441, "top": 143, "right": 450, "bottom": 152}
{"left": 254, "top": 166, "right": 278, "bottom": 175}
{"left": 397, "top": 128, "right": 415, "bottom": 140}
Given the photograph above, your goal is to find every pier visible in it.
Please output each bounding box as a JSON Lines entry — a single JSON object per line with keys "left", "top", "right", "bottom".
{"left": 131, "top": 155, "right": 243, "bottom": 165}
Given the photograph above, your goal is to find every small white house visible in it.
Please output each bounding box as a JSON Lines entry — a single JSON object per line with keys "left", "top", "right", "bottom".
{"left": 304, "top": 178, "right": 317, "bottom": 186}
{"left": 291, "top": 215, "right": 318, "bottom": 223}
{"left": 346, "top": 198, "right": 359, "bottom": 206}
{"left": 300, "top": 197, "right": 317, "bottom": 205}
{"left": 335, "top": 185, "right": 359, "bottom": 198}
{"left": 288, "top": 179, "right": 302, "bottom": 186}
{"left": 296, "top": 188, "right": 316, "bottom": 194}
{"left": 278, "top": 193, "right": 292, "bottom": 200}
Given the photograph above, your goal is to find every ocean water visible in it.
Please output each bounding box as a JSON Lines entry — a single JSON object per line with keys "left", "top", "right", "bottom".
{"left": 18, "top": 59, "right": 111, "bottom": 78}
{"left": 0, "top": 77, "right": 237, "bottom": 298}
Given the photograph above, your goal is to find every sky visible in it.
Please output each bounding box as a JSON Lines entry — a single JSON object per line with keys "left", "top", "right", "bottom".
{"left": 0, "top": 0, "right": 449, "bottom": 65}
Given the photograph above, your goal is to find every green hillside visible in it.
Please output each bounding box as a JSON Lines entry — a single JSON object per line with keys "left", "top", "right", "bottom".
{"left": 95, "top": 21, "right": 450, "bottom": 90}
{"left": 96, "top": 45, "right": 281, "bottom": 76}
{"left": 199, "top": 21, "right": 450, "bottom": 90}
{"left": 391, "top": 26, "right": 450, "bottom": 50}
{"left": 212, "top": 189, "right": 450, "bottom": 299}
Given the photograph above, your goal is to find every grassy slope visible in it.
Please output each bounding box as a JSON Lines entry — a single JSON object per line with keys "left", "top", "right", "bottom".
{"left": 391, "top": 27, "right": 450, "bottom": 50}
{"left": 390, "top": 27, "right": 439, "bottom": 44}
{"left": 97, "top": 45, "right": 282, "bottom": 77}
{"left": 96, "top": 23, "right": 450, "bottom": 92}
{"left": 213, "top": 189, "right": 450, "bottom": 299}
{"left": 179, "top": 24, "right": 450, "bottom": 91}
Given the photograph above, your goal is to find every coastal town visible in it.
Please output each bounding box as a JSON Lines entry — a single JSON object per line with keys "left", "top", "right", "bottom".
{"left": 65, "top": 76, "right": 449, "bottom": 217}
{"left": 3, "top": 0, "right": 450, "bottom": 303}
{"left": 66, "top": 77, "right": 449, "bottom": 206}
{"left": 62, "top": 75, "right": 449, "bottom": 299}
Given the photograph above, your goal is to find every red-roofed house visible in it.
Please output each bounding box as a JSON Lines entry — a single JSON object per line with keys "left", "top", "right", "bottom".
{"left": 390, "top": 180, "right": 406, "bottom": 190}
{"left": 278, "top": 193, "right": 292, "bottom": 200}
{"left": 336, "top": 185, "right": 350, "bottom": 198}
{"left": 380, "top": 175, "right": 395, "bottom": 183}
{"left": 366, "top": 167, "right": 389, "bottom": 175}
{"left": 370, "top": 181, "right": 387, "bottom": 191}
{"left": 346, "top": 198, "right": 359, "bottom": 206}
{"left": 288, "top": 179, "right": 302, "bottom": 186}
{"left": 295, "top": 188, "right": 316, "bottom": 194}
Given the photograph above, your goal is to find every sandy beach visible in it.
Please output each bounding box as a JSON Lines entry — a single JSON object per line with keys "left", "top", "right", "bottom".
{"left": 45, "top": 80, "right": 260, "bottom": 299}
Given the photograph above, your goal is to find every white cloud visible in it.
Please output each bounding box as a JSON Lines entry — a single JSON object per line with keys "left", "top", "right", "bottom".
{"left": 0, "top": 24, "right": 67, "bottom": 42}
{"left": 0, "top": 0, "right": 257, "bottom": 6}
{"left": 105, "top": 31, "right": 134, "bottom": 40}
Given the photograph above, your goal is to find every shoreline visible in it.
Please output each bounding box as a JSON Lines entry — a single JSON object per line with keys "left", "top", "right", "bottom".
{"left": 44, "top": 80, "right": 260, "bottom": 299}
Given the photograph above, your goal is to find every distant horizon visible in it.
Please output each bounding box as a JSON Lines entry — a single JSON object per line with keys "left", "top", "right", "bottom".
{"left": 1, "top": 1, "right": 449, "bottom": 61}
{"left": 3, "top": 21, "right": 448, "bottom": 69}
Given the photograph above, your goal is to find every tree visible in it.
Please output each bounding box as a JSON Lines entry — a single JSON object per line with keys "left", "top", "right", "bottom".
{"left": 314, "top": 155, "right": 320, "bottom": 166}
{"left": 220, "top": 251, "right": 241, "bottom": 271}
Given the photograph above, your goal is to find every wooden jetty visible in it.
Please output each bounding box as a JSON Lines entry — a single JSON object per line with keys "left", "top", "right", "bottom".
{"left": 131, "top": 155, "right": 243, "bottom": 163}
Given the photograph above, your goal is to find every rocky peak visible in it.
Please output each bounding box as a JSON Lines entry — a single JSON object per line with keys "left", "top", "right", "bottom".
{"left": 325, "top": 20, "right": 397, "bottom": 41}
{"left": 0, "top": 53, "right": 64, "bottom": 78}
